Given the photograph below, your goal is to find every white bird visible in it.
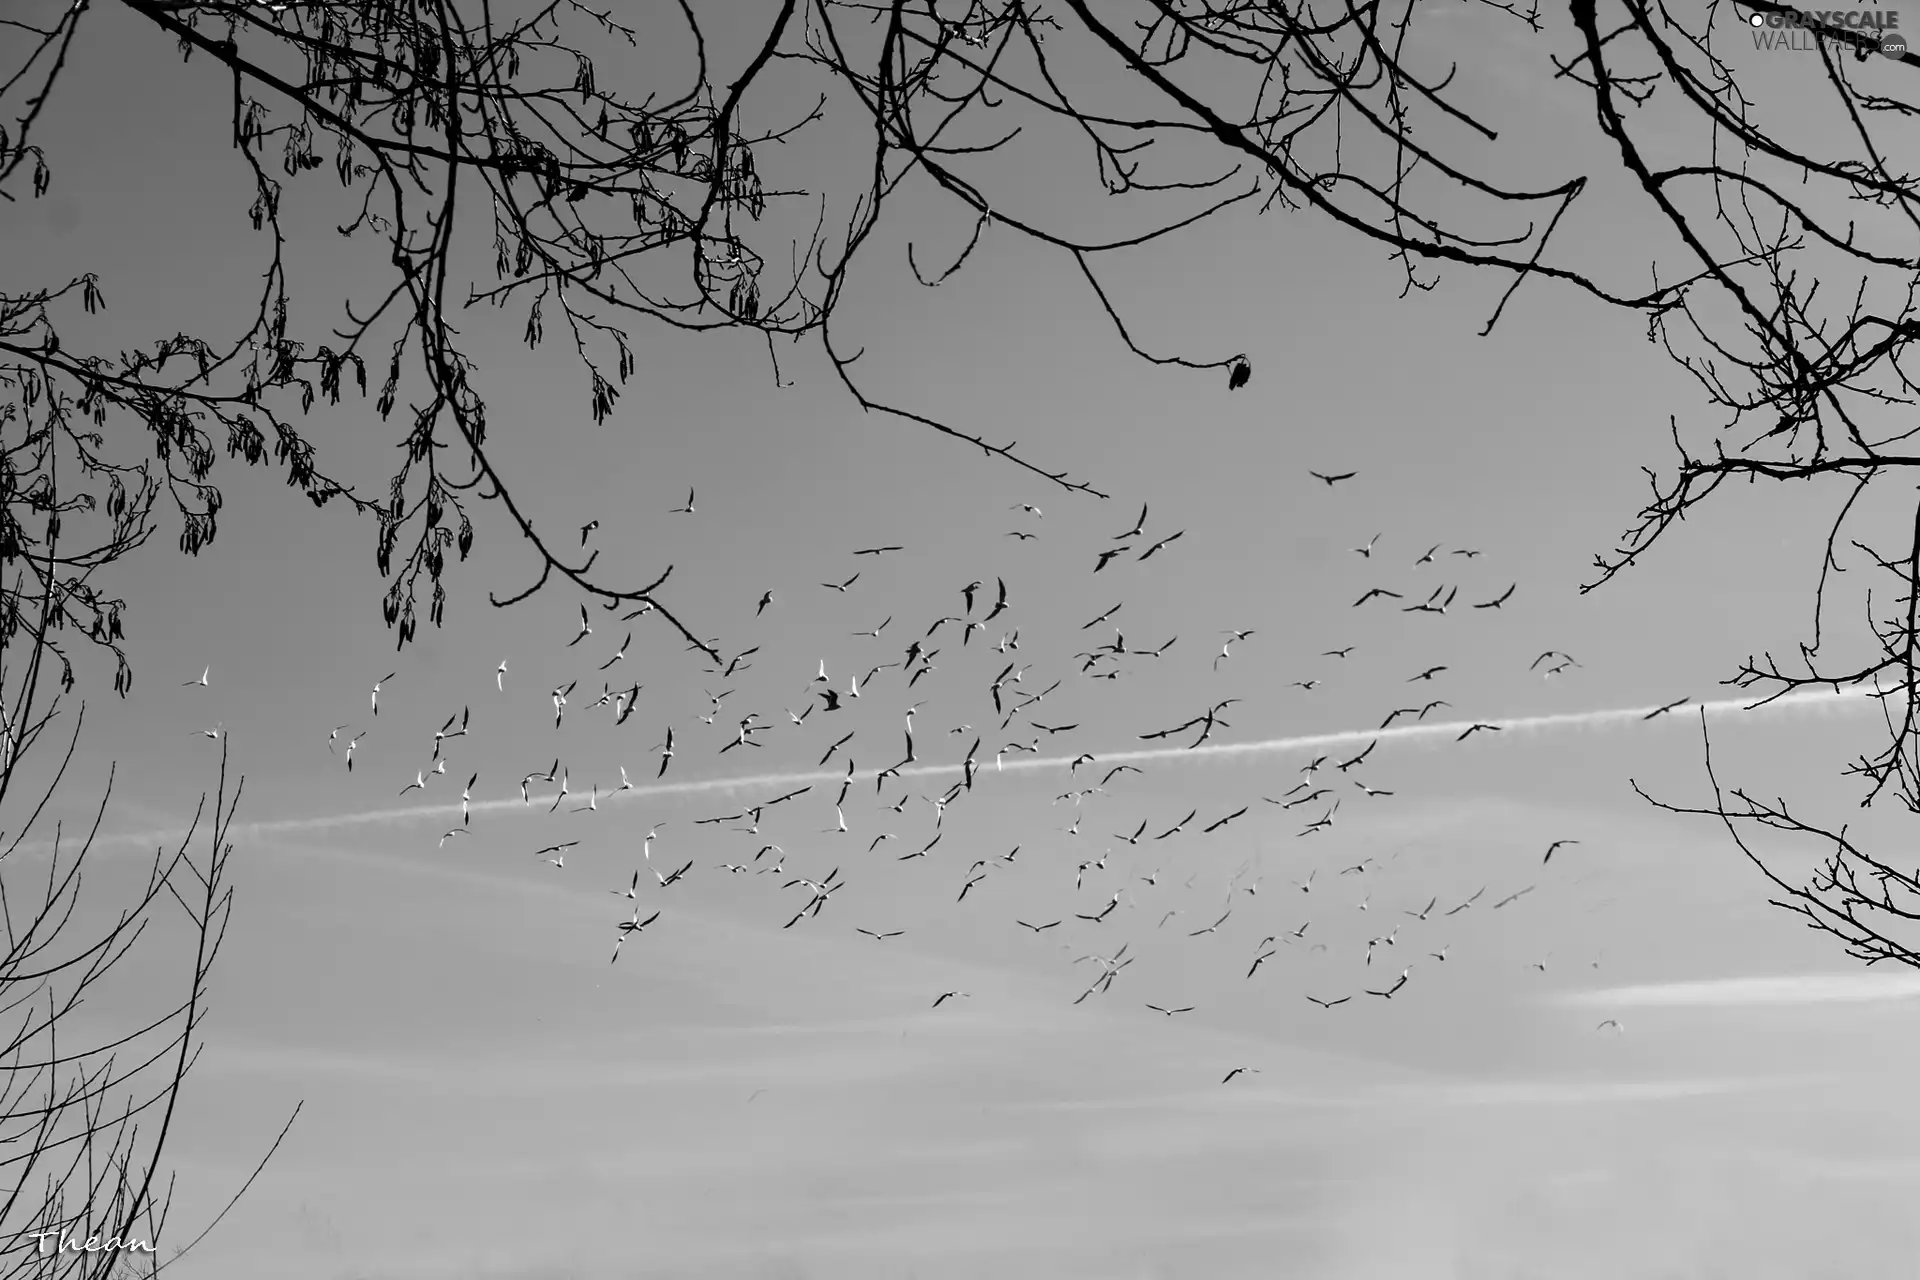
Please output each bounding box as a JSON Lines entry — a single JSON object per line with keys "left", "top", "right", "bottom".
{"left": 568, "top": 604, "right": 592, "bottom": 648}
{"left": 183, "top": 666, "right": 209, "bottom": 687}
{"left": 573, "top": 785, "right": 599, "bottom": 814}
{"left": 370, "top": 672, "right": 396, "bottom": 716}
{"left": 612, "top": 870, "right": 640, "bottom": 899}
{"left": 461, "top": 772, "right": 477, "bottom": 826}
{"left": 496, "top": 659, "right": 508, "bottom": 691}
{"left": 671, "top": 487, "right": 695, "bottom": 514}
{"left": 326, "top": 724, "right": 349, "bottom": 753}
{"left": 438, "top": 829, "right": 466, "bottom": 848}
{"left": 400, "top": 771, "right": 426, "bottom": 796}
{"left": 199, "top": 724, "right": 223, "bottom": 740}
{"left": 617, "top": 765, "right": 633, "bottom": 792}
{"left": 344, "top": 731, "right": 363, "bottom": 771}
{"left": 548, "top": 770, "right": 570, "bottom": 814}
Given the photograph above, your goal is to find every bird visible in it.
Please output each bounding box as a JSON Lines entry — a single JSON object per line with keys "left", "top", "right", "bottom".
{"left": 399, "top": 771, "right": 427, "bottom": 797}
{"left": 1247, "top": 950, "right": 1277, "bottom": 978}
{"left": 1413, "top": 543, "right": 1441, "bottom": 566}
{"left": 1644, "top": 697, "right": 1690, "bottom": 719}
{"left": 854, "top": 546, "right": 904, "bottom": 556}
{"left": 1474, "top": 584, "right": 1517, "bottom": 609}
{"left": 1493, "top": 885, "right": 1536, "bottom": 910}
{"left": 1405, "top": 896, "right": 1437, "bottom": 921}
{"left": 1138, "top": 530, "right": 1184, "bottom": 562}
{"left": 579, "top": 520, "right": 598, "bottom": 545}
{"left": 531, "top": 841, "right": 579, "bottom": 861}
{"left": 568, "top": 604, "right": 592, "bottom": 647}
{"left": 1016, "top": 919, "right": 1062, "bottom": 933}
{"left": 1531, "top": 650, "right": 1577, "bottom": 671}
{"left": 1336, "top": 740, "right": 1376, "bottom": 772}
{"left": 818, "top": 688, "right": 842, "bottom": 712}
{"left": 1227, "top": 356, "right": 1251, "bottom": 390}
{"left": 1456, "top": 722, "right": 1501, "bottom": 741}
{"left": 343, "top": 731, "right": 363, "bottom": 771}
{"left": 1305, "top": 995, "right": 1350, "bottom": 1009}
{"left": 599, "top": 632, "right": 631, "bottom": 671}
{"left": 1309, "top": 470, "right": 1357, "bottom": 486}
{"left": 1353, "top": 587, "right": 1402, "bottom": 607}
{"left": 461, "top": 772, "right": 477, "bottom": 825}
{"left": 1010, "top": 503, "right": 1042, "bottom": 517}
{"left": 821, "top": 573, "right": 860, "bottom": 592}
{"left": 857, "top": 928, "right": 905, "bottom": 941}
{"left": 1543, "top": 839, "right": 1581, "bottom": 865}
{"left": 495, "top": 659, "right": 508, "bottom": 691}
{"left": 1353, "top": 533, "right": 1381, "bottom": 558}
{"left": 1093, "top": 547, "right": 1128, "bottom": 573}
{"left": 183, "top": 666, "right": 209, "bottom": 687}
{"left": 1188, "top": 906, "right": 1232, "bottom": 937}
{"left": 370, "top": 672, "right": 396, "bottom": 715}
{"left": 1145, "top": 1004, "right": 1194, "bottom": 1017}
{"left": 1408, "top": 665, "right": 1447, "bottom": 682}
{"left": 325, "top": 724, "right": 349, "bottom": 753}
{"left": 1366, "top": 970, "right": 1411, "bottom": 999}
{"left": 1222, "top": 1067, "right": 1259, "bottom": 1082}
{"left": 670, "top": 488, "right": 695, "bottom": 514}
{"left": 931, "top": 991, "right": 969, "bottom": 1008}
{"left": 654, "top": 727, "right": 675, "bottom": 777}
{"left": 438, "top": 829, "right": 466, "bottom": 848}
{"left": 1324, "top": 646, "right": 1356, "bottom": 659}
{"left": 1596, "top": 1019, "right": 1624, "bottom": 1033}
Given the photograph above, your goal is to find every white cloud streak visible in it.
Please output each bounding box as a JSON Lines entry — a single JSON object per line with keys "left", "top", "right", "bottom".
{"left": 68, "top": 685, "right": 1879, "bottom": 850}
{"left": 1561, "top": 972, "right": 1920, "bottom": 1008}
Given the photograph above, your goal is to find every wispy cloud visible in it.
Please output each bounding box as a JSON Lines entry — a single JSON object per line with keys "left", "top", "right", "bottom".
{"left": 1560, "top": 972, "right": 1920, "bottom": 1007}
{"left": 61, "top": 685, "right": 1878, "bottom": 850}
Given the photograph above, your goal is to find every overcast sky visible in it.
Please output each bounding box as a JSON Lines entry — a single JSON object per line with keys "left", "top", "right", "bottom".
{"left": 5, "top": 2, "right": 1918, "bottom": 1277}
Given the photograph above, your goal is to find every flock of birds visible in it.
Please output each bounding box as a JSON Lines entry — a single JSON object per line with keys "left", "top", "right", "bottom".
{"left": 186, "top": 477, "right": 1644, "bottom": 1081}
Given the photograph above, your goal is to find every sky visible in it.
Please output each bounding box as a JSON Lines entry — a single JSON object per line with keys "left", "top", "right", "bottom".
{"left": 5, "top": 1, "right": 1920, "bottom": 1277}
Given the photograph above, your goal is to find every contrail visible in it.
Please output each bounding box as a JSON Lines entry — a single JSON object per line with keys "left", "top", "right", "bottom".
{"left": 60, "top": 685, "right": 1882, "bottom": 851}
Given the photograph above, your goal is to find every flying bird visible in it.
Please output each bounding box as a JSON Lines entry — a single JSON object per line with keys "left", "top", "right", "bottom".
{"left": 854, "top": 546, "right": 904, "bottom": 556}
{"left": 822, "top": 573, "right": 860, "bottom": 593}
{"left": 1227, "top": 356, "right": 1251, "bottom": 390}
{"left": 1542, "top": 839, "right": 1581, "bottom": 865}
{"left": 1644, "top": 697, "right": 1690, "bottom": 719}
{"left": 370, "top": 672, "right": 396, "bottom": 715}
{"left": 183, "top": 666, "right": 209, "bottom": 687}
{"left": 568, "top": 605, "right": 592, "bottom": 647}
{"left": 1309, "top": 470, "right": 1357, "bottom": 486}
{"left": 1473, "top": 584, "right": 1517, "bottom": 609}
{"left": 1138, "top": 530, "right": 1185, "bottom": 562}
{"left": 670, "top": 488, "right": 695, "bottom": 514}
